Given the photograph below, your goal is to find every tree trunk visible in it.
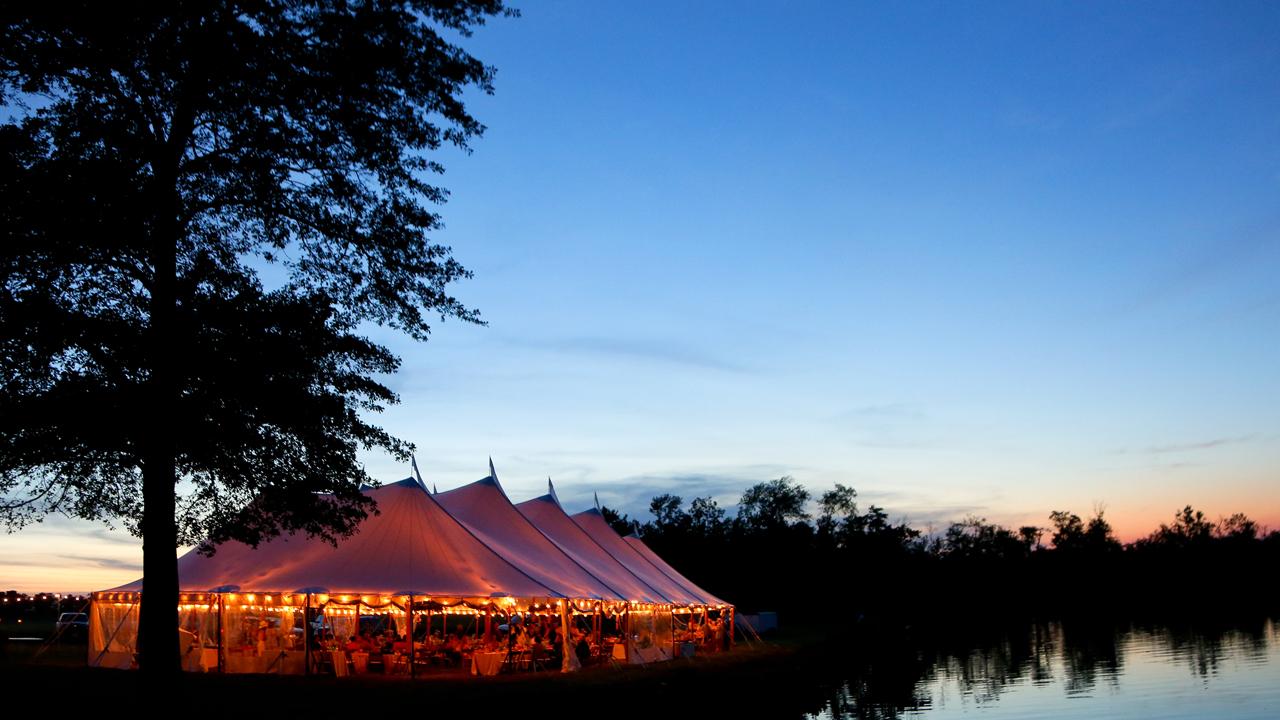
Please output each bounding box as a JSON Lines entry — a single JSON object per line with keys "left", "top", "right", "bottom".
{"left": 137, "top": 159, "right": 181, "bottom": 676}
{"left": 139, "top": 448, "right": 179, "bottom": 675}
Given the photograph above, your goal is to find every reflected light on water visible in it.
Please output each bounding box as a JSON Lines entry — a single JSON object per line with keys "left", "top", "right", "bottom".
{"left": 810, "top": 618, "right": 1279, "bottom": 720}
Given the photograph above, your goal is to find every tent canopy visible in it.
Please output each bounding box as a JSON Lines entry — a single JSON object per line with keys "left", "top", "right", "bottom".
{"left": 515, "top": 494, "right": 670, "bottom": 604}
{"left": 435, "top": 476, "right": 624, "bottom": 601}
{"left": 571, "top": 508, "right": 706, "bottom": 605}
{"left": 107, "top": 476, "right": 728, "bottom": 609}
{"left": 114, "top": 479, "right": 556, "bottom": 598}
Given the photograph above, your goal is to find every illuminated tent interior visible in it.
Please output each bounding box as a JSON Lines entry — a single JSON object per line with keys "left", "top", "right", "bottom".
{"left": 89, "top": 474, "right": 733, "bottom": 674}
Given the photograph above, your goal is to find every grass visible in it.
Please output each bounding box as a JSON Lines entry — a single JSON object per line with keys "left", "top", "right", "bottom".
{"left": 1, "top": 619, "right": 55, "bottom": 637}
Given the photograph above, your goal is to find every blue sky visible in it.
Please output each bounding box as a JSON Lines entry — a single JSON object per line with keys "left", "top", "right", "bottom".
{"left": 5, "top": 1, "right": 1279, "bottom": 592}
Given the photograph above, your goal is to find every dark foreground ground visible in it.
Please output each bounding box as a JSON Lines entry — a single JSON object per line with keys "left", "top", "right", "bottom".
{"left": 3, "top": 627, "right": 843, "bottom": 719}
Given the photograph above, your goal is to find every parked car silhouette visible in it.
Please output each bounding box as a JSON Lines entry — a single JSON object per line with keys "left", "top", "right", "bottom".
{"left": 56, "top": 612, "right": 88, "bottom": 640}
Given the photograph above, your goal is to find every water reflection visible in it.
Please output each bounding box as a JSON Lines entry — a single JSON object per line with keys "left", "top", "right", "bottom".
{"left": 810, "top": 617, "right": 1278, "bottom": 719}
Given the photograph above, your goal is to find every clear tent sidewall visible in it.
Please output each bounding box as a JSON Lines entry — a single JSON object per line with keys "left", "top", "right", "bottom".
{"left": 89, "top": 591, "right": 730, "bottom": 674}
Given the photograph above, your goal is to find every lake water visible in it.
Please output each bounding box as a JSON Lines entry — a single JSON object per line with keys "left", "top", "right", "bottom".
{"left": 809, "top": 617, "right": 1279, "bottom": 719}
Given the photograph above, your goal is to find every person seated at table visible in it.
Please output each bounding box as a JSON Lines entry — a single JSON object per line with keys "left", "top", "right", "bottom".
{"left": 541, "top": 629, "right": 557, "bottom": 667}
{"left": 345, "top": 627, "right": 371, "bottom": 650}
{"left": 392, "top": 632, "right": 411, "bottom": 655}
{"left": 530, "top": 637, "right": 551, "bottom": 669}
{"left": 438, "top": 633, "right": 463, "bottom": 665}
{"left": 378, "top": 630, "right": 397, "bottom": 655}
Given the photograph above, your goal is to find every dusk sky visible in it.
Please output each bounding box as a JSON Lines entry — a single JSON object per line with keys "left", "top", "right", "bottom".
{"left": 4, "top": 1, "right": 1278, "bottom": 593}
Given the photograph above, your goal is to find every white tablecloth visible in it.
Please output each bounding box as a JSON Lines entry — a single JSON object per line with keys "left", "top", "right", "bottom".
{"left": 471, "top": 651, "right": 506, "bottom": 676}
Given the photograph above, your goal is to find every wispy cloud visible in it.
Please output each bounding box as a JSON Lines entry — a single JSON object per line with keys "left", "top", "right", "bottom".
{"left": 836, "top": 402, "right": 927, "bottom": 420}
{"left": 14, "top": 515, "right": 139, "bottom": 545}
{"left": 1112, "top": 220, "right": 1279, "bottom": 317}
{"left": 897, "top": 505, "right": 993, "bottom": 531}
{"left": 1145, "top": 436, "right": 1256, "bottom": 454}
{"left": 828, "top": 402, "right": 938, "bottom": 449}
{"left": 0, "top": 552, "right": 140, "bottom": 573}
{"left": 503, "top": 335, "right": 749, "bottom": 373}
{"left": 577, "top": 465, "right": 794, "bottom": 519}
{"left": 59, "top": 555, "right": 142, "bottom": 573}
{"left": 1112, "top": 434, "right": 1257, "bottom": 455}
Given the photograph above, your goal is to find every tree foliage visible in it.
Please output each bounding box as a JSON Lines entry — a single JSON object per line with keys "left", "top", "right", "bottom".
{"left": 736, "top": 476, "right": 811, "bottom": 532}
{"left": 1049, "top": 508, "right": 1120, "bottom": 554}
{"left": 607, "top": 479, "right": 1276, "bottom": 618}
{"left": 1, "top": 0, "right": 512, "bottom": 671}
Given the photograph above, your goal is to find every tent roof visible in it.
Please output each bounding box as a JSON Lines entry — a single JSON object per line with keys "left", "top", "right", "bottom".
{"left": 113, "top": 479, "right": 557, "bottom": 597}
{"left": 515, "top": 494, "right": 670, "bottom": 604}
{"left": 435, "top": 477, "right": 625, "bottom": 601}
{"left": 570, "top": 509, "right": 704, "bottom": 605}
{"left": 624, "top": 535, "right": 728, "bottom": 607}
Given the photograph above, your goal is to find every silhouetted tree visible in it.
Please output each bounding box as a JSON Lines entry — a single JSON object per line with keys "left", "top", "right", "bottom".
{"left": 627, "top": 477, "right": 1275, "bottom": 617}
{"left": 736, "top": 476, "right": 811, "bottom": 532}
{"left": 940, "top": 516, "right": 1026, "bottom": 561}
{"left": 1082, "top": 511, "right": 1121, "bottom": 553}
{"left": 1144, "top": 505, "right": 1215, "bottom": 550}
{"left": 649, "top": 493, "right": 689, "bottom": 534}
{"left": 1049, "top": 511, "right": 1086, "bottom": 551}
{"left": 688, "top": 496, "right": 727, "bottom": 537}
{"left": 1018, "top": 526, "right": 1044, "bottom": 552}
{"left": 1050, "top": 509, "right": 1119, "bottom": 554}
{"left": 0, "top": 0, "right": 513, "bottom": 673}
{"left": 601, "top": 505, "right": 638, "bottom": 537}
{"left": 1215, "top": 513, "right": 1258, "bottom": 542}
{"left": 818, "top": 483, "right": 858, "bottom": 544}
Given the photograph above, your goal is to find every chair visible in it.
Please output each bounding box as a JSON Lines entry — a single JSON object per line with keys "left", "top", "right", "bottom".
{"left": 383, "top": 653, "right": 408, "bottom": 675}
{"left": 505, "top": 648, "right": 532, "bottom": 672}
{"left": 529, "top": 645, "right": 548, "bottom": 672}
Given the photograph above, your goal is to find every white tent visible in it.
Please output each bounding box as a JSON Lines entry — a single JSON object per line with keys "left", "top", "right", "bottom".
{"left": 90, "top": 474, "right": 733, "bottom": 674}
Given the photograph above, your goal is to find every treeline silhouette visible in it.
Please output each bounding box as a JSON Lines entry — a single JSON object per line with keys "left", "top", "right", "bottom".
{"left": 602, "top": 477, "right": 1280, "bottom": 619}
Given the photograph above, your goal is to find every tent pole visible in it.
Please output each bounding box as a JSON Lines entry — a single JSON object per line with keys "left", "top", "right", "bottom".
{"left": 217, "top": 593, "right": 224, "bottom": 673}
{"left": 729, "top": 606, "right": 735, "bottom": 650}
{"left": 559, "top": 600, "right": 575, "bottom": 673}
{"left": 672, "top": 607, "right": 677, "bottom": 660}
{"left": 702, "top": 606, "right": 708, "bottom": 651}
{"left": 408, "top": 595, "right": 415, "bottom": 679}
{"left": 303, "top": 592, "right": 310, "bottom": 676}
{"left": 484, "top": 607, "right": 492, "bottom": 643}
{"left": 623, "top": 604, "right": 630, "bottom": 664}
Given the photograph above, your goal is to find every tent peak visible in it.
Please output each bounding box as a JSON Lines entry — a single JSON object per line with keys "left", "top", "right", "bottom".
{"left": 410, "top": 455, "right": 425, "bottom": 489}
{"left": 479, "top": 473, "right": 510, "bottom": 500}
{"left": 524, "top": 492, "right": 561, "bottom": 509}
